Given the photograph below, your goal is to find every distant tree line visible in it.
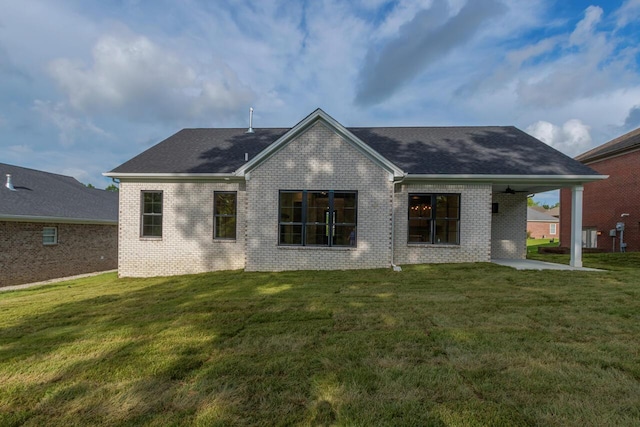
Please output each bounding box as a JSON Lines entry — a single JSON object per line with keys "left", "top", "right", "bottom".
{"left": 86, "top": 183, "right": 119, "bottom": 192}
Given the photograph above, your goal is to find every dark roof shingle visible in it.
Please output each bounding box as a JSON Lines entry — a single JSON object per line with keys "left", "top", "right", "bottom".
{"left": 110, "top": 125, "right": 598, "bottom": 176}
{"left": 0, "top": 163, "right": 118, "bottom": 222}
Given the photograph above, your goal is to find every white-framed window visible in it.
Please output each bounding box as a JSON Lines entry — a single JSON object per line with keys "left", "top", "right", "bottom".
{"left": 141, "top": 191, "right": 163, "bottom": 238}
{"left": 549, "top": 223, "right": 557, "bottom": 235}
{"left": 43, "top": 227, "right": 58, "bottom": 245}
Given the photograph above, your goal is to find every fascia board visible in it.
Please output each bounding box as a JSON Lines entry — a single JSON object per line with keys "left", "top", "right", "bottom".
{"left": 0, "top": 215, "right": 117, "bottom": 225}
{"left": 235, "top": 108, "right": 405, "bottom": 178}
{"left": 102, "top": 172, "right": 242, "bottom": 181}
{"left": 401, "top": 174, "right": 609, "bottom": 184}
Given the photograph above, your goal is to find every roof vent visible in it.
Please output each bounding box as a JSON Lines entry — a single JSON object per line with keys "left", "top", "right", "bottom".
{"left": 245, "top": 107, "right": 255, "bottom": 134}
{"left": 5, "top": 174, "right": 16, "bottom": 191}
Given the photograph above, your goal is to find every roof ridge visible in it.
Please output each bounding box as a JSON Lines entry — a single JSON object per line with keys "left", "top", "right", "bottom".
{"left": 0, "top": 162, "right": 80, "bottom": 181}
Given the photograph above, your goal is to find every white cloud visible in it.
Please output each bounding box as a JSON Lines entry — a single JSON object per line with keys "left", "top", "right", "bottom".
{"left": 569, "top": 6, "right": 603, "bottom": 46}
{"left": 526, "top": 119, "right": 592, "bottom": 157}
{"left": 33, "top": 100, "right": 110, "bottom": 147}
{"left": 47, "top": 30, "right": 255, "bottom": 123}
{"left": 615, "top": 0, "right": 640, "bottom": 28}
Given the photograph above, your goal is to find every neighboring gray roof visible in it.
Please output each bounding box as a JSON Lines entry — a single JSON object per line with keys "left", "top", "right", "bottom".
{"left": 576, "top": 127, "right": 640, "bottom": 163}
{"left": 0, "top": 163, "right": 118, "bottom": 223}
{"left": 110, "top": 125, "right": 598, "bottom": 176}
{"left": 527, "top": 207, "right": 559, "bottom": 222}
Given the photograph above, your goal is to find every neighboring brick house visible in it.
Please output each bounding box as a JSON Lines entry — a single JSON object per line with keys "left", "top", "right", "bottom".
{"left": 560, "top": 127, "right": 640, "bottom": 252}
{"left": 105, "top": 109, "right": 604, "bottom": 276}
{"left": 527, "top": 207, "right": 559, "bottom": 239}
{"left": 0, "top": 163, "right": 118, "bottom": 287}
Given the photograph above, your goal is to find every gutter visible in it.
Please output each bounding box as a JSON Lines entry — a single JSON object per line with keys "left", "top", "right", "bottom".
{"left": 102, "top": 172, "right": 243, "bottom": 181}
{"left": 0, "top": 215, "right": 117, "bottom": 225}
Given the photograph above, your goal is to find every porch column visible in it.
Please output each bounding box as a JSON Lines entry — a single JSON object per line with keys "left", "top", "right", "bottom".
{"left": 570, "top": 185, "right": 584, "bottom": 268}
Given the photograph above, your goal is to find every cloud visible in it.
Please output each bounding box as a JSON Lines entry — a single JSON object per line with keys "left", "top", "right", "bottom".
{"left": 614, "top": 0, "right": 640, "bottom": 28}
{"left": 33, "top": 100, "right": 110, "bottom": 147}
{"left": 623, "top": 105, "right": 640, "bottom": 130}
{"left": 47, "top": 30, "right": 255, "bottom": 123}
{"left": 526, "top": 119, "right": 592, "bottom": 157}
{"left": 354, "top": 0, "right": 507, "bottom": 106}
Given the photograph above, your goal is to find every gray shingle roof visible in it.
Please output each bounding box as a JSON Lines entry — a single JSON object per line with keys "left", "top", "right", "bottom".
{"left": 0, "top": 163, "right": 118, "bottom": 223}
{"left": 576, "top": 127, "right": 640, "bottom": 163}
{"left": 527, "top": 207, "right": 559, "bottom": 222}
{"left": 110, "top": 125, "right": 598, "bottom": 176}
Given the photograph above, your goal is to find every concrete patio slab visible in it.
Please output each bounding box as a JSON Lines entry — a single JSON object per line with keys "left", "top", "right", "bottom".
{"left": 492, "top": 259, "right": 604, "bottom": 271}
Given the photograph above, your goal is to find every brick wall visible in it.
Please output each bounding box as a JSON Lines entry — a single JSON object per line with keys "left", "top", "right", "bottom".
{"left": 0, "top": 221, "right": 117, "bottom": 287}
{"left": 246, "top": 122, "right": 394, "bottom": 271}
{"left": 527, "top": 221, "right": 558, "bottom": 239}
{"left": 393, "top": 184, "right": 492, "bottom": 265}
{"left": 560, "top": 150, "right": 640, "bottom": 252}
{"left": 491, "top": 193, "right": 527, "bottom": 259}
{"left": 117, "top": 181, "right": 246, "bottom": 277}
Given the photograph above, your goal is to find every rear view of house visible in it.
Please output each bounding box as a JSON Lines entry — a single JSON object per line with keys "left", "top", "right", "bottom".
{"left": 106, "top": 109, "right": 604, "bottom": 277}
{"left": 0, "top": 164, "right": 118, "bottom": 287}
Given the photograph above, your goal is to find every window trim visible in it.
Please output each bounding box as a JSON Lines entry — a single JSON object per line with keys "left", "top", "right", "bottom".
{"left": 140, "top": 190, "right": 163, "bottom": 238}
{"left": 549, "top": 223, "right": 557, "bottom": 235}
{"left": 42, "top": 226, "right": 58, "bottom": 245}
{"left": 214, "top": 191, "right": 237, "bottom": 240}
{"left": 407, "top": 193, "right": 461, "bottom": 245}
{"left": 279, "top": 190, "right": 358, "bottom": 247}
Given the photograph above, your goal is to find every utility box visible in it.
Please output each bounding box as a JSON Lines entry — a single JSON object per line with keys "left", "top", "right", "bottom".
{"left": 609, "top": 229, "right": 617, "bottom": 237}
{"left": 616, "top": 222, "right": 625, "bottom": 231}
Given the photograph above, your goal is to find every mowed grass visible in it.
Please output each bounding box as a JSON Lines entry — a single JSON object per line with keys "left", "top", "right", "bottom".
{"left": 526, "top": 238, "right": 560, "bottom": 255}
{"left": 1, "top": 256, "right": 640, "bottom": 426}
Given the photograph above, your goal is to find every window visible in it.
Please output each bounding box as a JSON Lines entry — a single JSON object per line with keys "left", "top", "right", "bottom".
{"left": 43, "top": 227, "right": 57, "bottom": 245}
{"left": 279, "top": 190, "right": 357, "bottom": 247}
{"left": 582, "top": 227, "right": 597, "bottom": 248}
{"left": 408, "top": 194, "right": 460, "bottom": 244}
{"left": 214, "top": 192, "right": 237, "bottom": 239}
{"left": 549, "top": 223, "right": 557, "bottom": 235}
{"left": 141, "top": 191, "right": 163, "bottom": 237}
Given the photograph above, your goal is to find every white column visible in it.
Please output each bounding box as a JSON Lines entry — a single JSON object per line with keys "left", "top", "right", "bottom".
{"left": 570, "top": 185, "right": 584, "bottom": 268}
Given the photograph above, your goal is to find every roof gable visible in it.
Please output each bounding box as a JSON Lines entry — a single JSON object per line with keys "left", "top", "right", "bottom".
{"left": 235, "top": 108, "right": 404, "bottom": 179}
{"left": 0, "top": 163, "right": 118, "bottom": 223}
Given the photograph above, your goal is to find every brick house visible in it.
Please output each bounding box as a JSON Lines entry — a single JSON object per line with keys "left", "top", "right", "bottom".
{"left": 560, "top": 127, "right": 639, "bottom": 252}
{"left": 105, "top": 109, "right": 604, "bottom": 276}
{"left": 527, "top": 207, "right": 559, "bottom": 239}
{"left": 0, "top": 163, "right": 118, "bottom": 287}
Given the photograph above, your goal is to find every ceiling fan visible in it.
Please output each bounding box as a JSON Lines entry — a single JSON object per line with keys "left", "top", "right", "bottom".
{"left": 502, "top": 185, "right": 529, "bottom": 194}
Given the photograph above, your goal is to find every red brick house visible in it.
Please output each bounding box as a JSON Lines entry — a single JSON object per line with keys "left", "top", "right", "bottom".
{"left": 527, "top": 207, "right": 559, "bottom": 239}
{"left": 560, "top": 127, "right": 640, "bottom": 252}
{"left": 0, "top": 163, "right": 118, "bottom": 287}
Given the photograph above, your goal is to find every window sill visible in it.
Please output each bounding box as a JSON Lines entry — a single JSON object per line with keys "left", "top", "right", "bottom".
{"left": 407, "top": 243, "right": 460, "bottom": 248}
{"left": 278, "top": 245, "right": 358, "bottom": 251}
{"left": 140, "top": 237, "right": 163, "bottom": 241}
{"left": 213, "top": 239, "right": 237, "bottom": 243}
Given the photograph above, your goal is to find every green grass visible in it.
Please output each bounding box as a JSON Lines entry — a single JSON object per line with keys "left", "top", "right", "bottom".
{"left": 526, "top": 237, "right": 560, "bottom": 255}
{"left": 1, "top": 255, "right": 640, "bottom": 426}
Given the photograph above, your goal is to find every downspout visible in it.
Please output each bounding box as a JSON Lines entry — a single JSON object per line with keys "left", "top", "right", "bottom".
{"left": 391, "top": 175, "right": 405, "bottom": 272}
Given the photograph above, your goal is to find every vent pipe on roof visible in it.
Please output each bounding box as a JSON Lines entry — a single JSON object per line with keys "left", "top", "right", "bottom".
{"left": 5, "top": 174, "right": 16, "bottom": 191}
{"left": 245, "top": 107, "right": 255, "bottom": 134}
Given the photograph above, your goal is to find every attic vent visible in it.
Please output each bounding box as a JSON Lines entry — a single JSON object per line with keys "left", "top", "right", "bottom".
{"left": 245, "top": 107, "right": 255, "bottom": 134}
{"left": 5, "top": 174, "right": 16, "bottom": 191}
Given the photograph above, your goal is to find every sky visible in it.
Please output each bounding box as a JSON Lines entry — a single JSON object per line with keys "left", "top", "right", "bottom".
{"left": 2, "top": 0, "right": 640, "bottom": 205}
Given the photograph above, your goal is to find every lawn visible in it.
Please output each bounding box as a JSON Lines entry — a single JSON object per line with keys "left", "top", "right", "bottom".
{"left": 526, "top": 237, "right": 560, "bottom": 255}
{"left": 1, "top": 256, "right": 639, "bottom": 426}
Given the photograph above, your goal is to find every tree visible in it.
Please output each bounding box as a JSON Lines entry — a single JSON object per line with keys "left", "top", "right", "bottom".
{"left": 86, "top": 183, "right": 95, "bottom": 189}
{"left": 527, "top": 197, "right": 540, "bottom": 207}
{"left": 105, "top": 184, "right": 119, "bottom": 192}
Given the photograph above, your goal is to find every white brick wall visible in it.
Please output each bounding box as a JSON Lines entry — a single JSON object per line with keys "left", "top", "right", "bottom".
{"left": 118, "top": 180, "right": 246, "bottom": 277}
{"left": 490, "top": 193, "right": 527, "bottom": 259}
{"left": 393, "top": 184, "right": 493, "bottom": 265}
{"left": 245, "top": 122, "right": 393, "bottom": 271}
